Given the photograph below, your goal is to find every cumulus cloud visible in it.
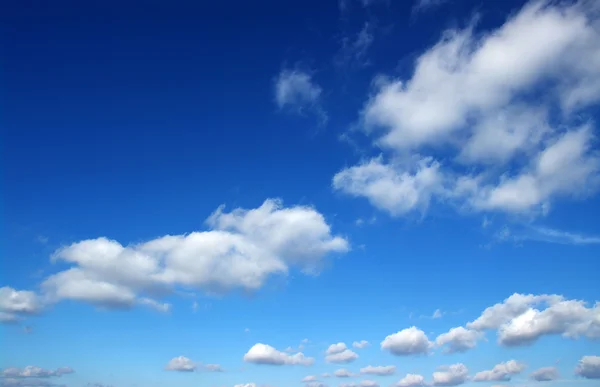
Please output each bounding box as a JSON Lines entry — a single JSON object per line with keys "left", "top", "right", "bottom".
{"left": 436, "top": 327, "right": 483, "bottom": 353}
{"left": 274, "top": 69, "right": 327, "bottom": 125}
{"left": 0, "top": 287, "right": 42, "bottom": 323}
{"left": 575, "top": 356, "right": 600, "bottom": 379}
{"left": 353, "top": 340, "right": 370, "bottom": 349}
{"left": 396, "top": 374, "right": 426, "bottom": 387}
{"left": 325, "top": 349, "right": 358, "bottom": 363}
{"left": 302, "top": 376, "right": 318, "bottom": 382}
{"left": 165, "top": 356, "right": 196, "bottom": 372}
{"left": 38, "top": 199, "right": 347, "bottom": 310}
{"left": 335, "top": 0, "right": 600, "bottom": 218}
{"left": 530, "top": 367, "right": 560, "bottom": 381}
{"left": 360, "top": 365, "right": 396, "bottom": 375}
{"left": 339, "top": 381, "right": 379, "bottom": 387}
{"left": 472, "top": 360, "right": 526, "bottom": 381}
{"left": 440, "top": 293, "right": 600, "bottom": 351}
{"left": 381, "top": 326, "right": 433, "bottom": 355}
{"left": 334, "top": 368, "right": 354, "bottom": 377}
{"left": 432, "top": 364, "right": 469, "bottom": 386}
{"left": 326, "top": 342, "right": 348, "bottom": 355}
{"left": 243, "top": 343, "right": 314, "bottom": 366}
{"left": 1, "top": 366, "right": 74, "bottom": 379}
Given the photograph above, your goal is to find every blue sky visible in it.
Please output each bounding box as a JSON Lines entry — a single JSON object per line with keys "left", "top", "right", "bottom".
{"left": 1, "top": 0, "right": 600, "bottom": 387}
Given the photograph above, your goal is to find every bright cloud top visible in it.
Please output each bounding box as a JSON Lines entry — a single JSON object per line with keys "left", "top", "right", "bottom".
{"left": 334, "top": 0, "right": 600, "bottom": 217}
{"left": 37, "top": 199, "right": 348, "bottom": 310}
{"left": 243, "top": 343, "right": 315, "bottom": 366}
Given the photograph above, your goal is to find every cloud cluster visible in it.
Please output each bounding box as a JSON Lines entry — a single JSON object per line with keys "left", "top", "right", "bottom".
{"left": 381, "top": 327, "right": 433, "bottom": 355}
{"left": 26, "top": 199, "right": 347, "bottom": 313}
{"left": 432, "top": 364, "right": 469, "bottom": 386}
{"left": 436, "top": 293, "right": 600, "bottom": 352}
{"left": 334, "top": 0, "right": 600, "bottom": 217}
{"left": 0, "top": 287, "right": 42, "bottom": 323}
{"left": 395, "top": 374, "right": 426, "bottom": 387}
{"left": 360, "top": 365, "right": 396, "bottom": 376}
{"left": 530, "top": 367, "right": 560, "bottom": 381}
{"left": 325, "top": 342, "right": 359, "bottom": 363}
{"left": 1, "top": 367, "right": 73, "bottom": 378}
{"left": 472, "top": 360, "right": 526, "bottom": 381}
{"left": 243, "top": 343, "right": 314, "bottom": 366}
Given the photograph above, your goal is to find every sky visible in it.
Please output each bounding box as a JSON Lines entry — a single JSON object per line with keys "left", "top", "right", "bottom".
{"left": 1, "top": 0, "right": 600, "bottom": 386}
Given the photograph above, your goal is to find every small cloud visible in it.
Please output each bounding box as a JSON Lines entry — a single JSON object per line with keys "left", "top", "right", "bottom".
{"left": 36, "top": 235, "right": 49, "bottom": 244}
{"left": 432, "top": 309, "right": 443, "bottom": 319}
{"left": 274, "top": 69, "right": 327, "bottom": 126}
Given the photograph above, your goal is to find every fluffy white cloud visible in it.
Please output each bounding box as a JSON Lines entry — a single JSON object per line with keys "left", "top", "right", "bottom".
{"left": 165, "top": 356, "right": 196, "bottom": 372}
{"left": 243, "top": 343, "right": 314, "bottom": 366}
{"left": 234, "top": 384, "right": 257, "bottom": 387}
{"left": 274, "top": 69, "right": 327, "bottom": 125}
{"left": 472, "top": 360, "right": 526, "bottom": 381}
{"left": 432, "top": 364, "right": 469, "bottom": 386}
{"left": 326, "top": 342, "right": 348, "bottom": 354}
{"left": 335, "top": 0, "right": 600, "bottom": 217}
{"left": 360, "top": 365, "right": 396, "bottom": 375}
{"left": 0, "top": 287, "right": 42, "bottom": 322}
{"left": 39, "top": 199, "right": 348, "bottom": 310}
{"left": 530, "top": 367, "right": 560, "bottom": 381}
{"left": 436, "top": 327, "right": 483, "bottom": 353}
{"left": 381, "top": 327, "right": 433, "bottom": 355}
{"left": 339, "top": 381, "right": 379, "bottom": 387}
{"left": 305, "top": 383, "right": 328, "bottom": 387}
{"left": 333, "top": 156, "right": 443, "bottom": 216}
{"left": 396, "top": 374, "right": 426, "bottom": 387}
{"left": 302, "top": 375, "right": 318, "bottom": 382}
{"left": 325, "top": 349, "right": 359, "bottom": 364}
{"left": 440, "top": 293, "right": 599, "bottom": 351}
{"left": 1, "top": 366, "right": 74, "bottom": 378}
{"left": 575, "top": 356, "right": 600, "bottom": 379}
{"left": 352, "top": 340, "right": 370, "bottom": 349}
{"left": 334, "top": 368, "right": 354, "bottom": 377}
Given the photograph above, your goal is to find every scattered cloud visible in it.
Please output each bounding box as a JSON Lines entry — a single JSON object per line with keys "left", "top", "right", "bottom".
{"left": 530, "top": 366, "right": 560, "bottom": 381}
{"left": 1, "top": 366, "right": 74, "bottom": 378}
{"left": 0, "top": 287, "right": 42, "bottom": 323}
{"left": 274, "top": 69, "right": 327, "bottom": 125}
{"left": 352, "top": 340, "right": 370, "bottom": 349}
{"left": 360, "top": 365, "right": 396, "bottom": 376}
{"left": 36, "top": 199, "right": 347, "bottom": 311}
{"left": 396, "top": 374, "right": 426, "bottom": 387}
{"left": 165, "top": 356, "right": 197, "bottom": 372}
{"left": 412, "top": 0, "right": 450, "bottom": 14}
{"left": 334, "top": 368, "right": 354, "bottom": 377}
{"left": 335, "top": 22, "right": 374, "bottom": 69}
{"left": 436, "top": 327, "right": 484, "bottom": 353}
{"left": 473, "top": 360, "right": 526, "bottom": 381}
{"left": 302, "top": 376, "right": 318, "bottom": 382}
{"left": 575, "top": 356, "right": 600, "bottom": 379}
{"left": 432, "top": 364, "right": 469, "bottom": 386}
{"left": 325, "top": 349, "right": 359, "bottom": 363}
{"left": 335, "top": 0, "right": 600, "bottom": 218}
{"left": 381, "top": 326, "right": 433, "bottom": 355}
{"left": 243, "top": 343, "right": 314, "bottom": 366}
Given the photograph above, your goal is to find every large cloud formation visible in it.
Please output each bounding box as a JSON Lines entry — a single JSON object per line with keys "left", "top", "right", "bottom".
{"left": 19, "top": 199, "right": 348, "bottom": 312}
{"left": 436, "top": 293, "right": 600, "bottom": 352}
{"left": 334, "top": 0, "right": 600, "bottom": 217}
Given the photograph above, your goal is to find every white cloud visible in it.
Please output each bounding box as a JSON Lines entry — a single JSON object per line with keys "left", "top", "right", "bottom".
{"left": 352, "top": 340, "right": 370, "bottom": 349}
{"left": 305, "top": 383, "right": 328, "bottom": 387}
{"left": 339, "top": 382, "right": 379, "bottom": 387}
{"left": 243, "top": 343, "right": 314, "bottom": 366}
{"left": 203, "top": 364, "right": 224, "bottom": 372}
{"left": 274, "top": 69, "right": 327, "bottom": 125}
{"left": 519, "top": 226, "right": 600, "bottom": 245}
{"left": 575, "top": 356, "right": 600, "bottom": 379}
{"left": 381, "top": 326, "right": 433, "bottom": 355}
{"left": 472, "top": 360, "right": 526, "bottom": 381}
{"left": 326, "top": 342, "right": 348, "bottom": 355}
{"left": 396, "top": 374, "right": 426, "bottom": 387}
{"left": 1, "top": 366, "right": 74, "bottom": 378}
{"left": 333, "top": 156, "right": 443, "bottom": 216}
{"left": 360, "top": 365, "right": 396, "bottom": 375}
{"left": 530, "top": 367, "right": 560, "bottom": 381}
{"left": 432, "top": 309, "right": 443, "bottom": 319}
{"left": 165, "top": 356, "right": 196, "bottom": 372}
{"left": 334, "top": 368, "right": 354, "bottom": 377}
{"left": 336, "top": 22, "right": 374, "bottom": 69}
{"left": 0, "top": 287, "right": 42, "bottom": 322}
{"left": 302, "top": 375, "right": 318, "bottom": 382}
{"left": 436, "top": 327, "right": 483, "bottom": 353}
{"left": 326, "top": 349, "right": 359, "bottom": 363}
{"left": 432, "top": 364, "right": 469, "bottom": 386}
{"left": 234, "top": 384, "right": 257, "bottom": 387}
{"left": 335, "top": 0, "right": 600, "bottom": 217}
{"left": 38, "top": 199, "right": 347, "bottom": 310}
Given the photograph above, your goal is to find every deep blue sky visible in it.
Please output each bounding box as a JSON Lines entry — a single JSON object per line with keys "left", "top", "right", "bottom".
{"left": 1, "top": 1, "right": 600, "bottom": 387}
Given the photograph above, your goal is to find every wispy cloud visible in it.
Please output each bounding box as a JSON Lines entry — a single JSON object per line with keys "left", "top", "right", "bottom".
{"left": 274, "top": 69, "right": 328, "bottom": 126}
